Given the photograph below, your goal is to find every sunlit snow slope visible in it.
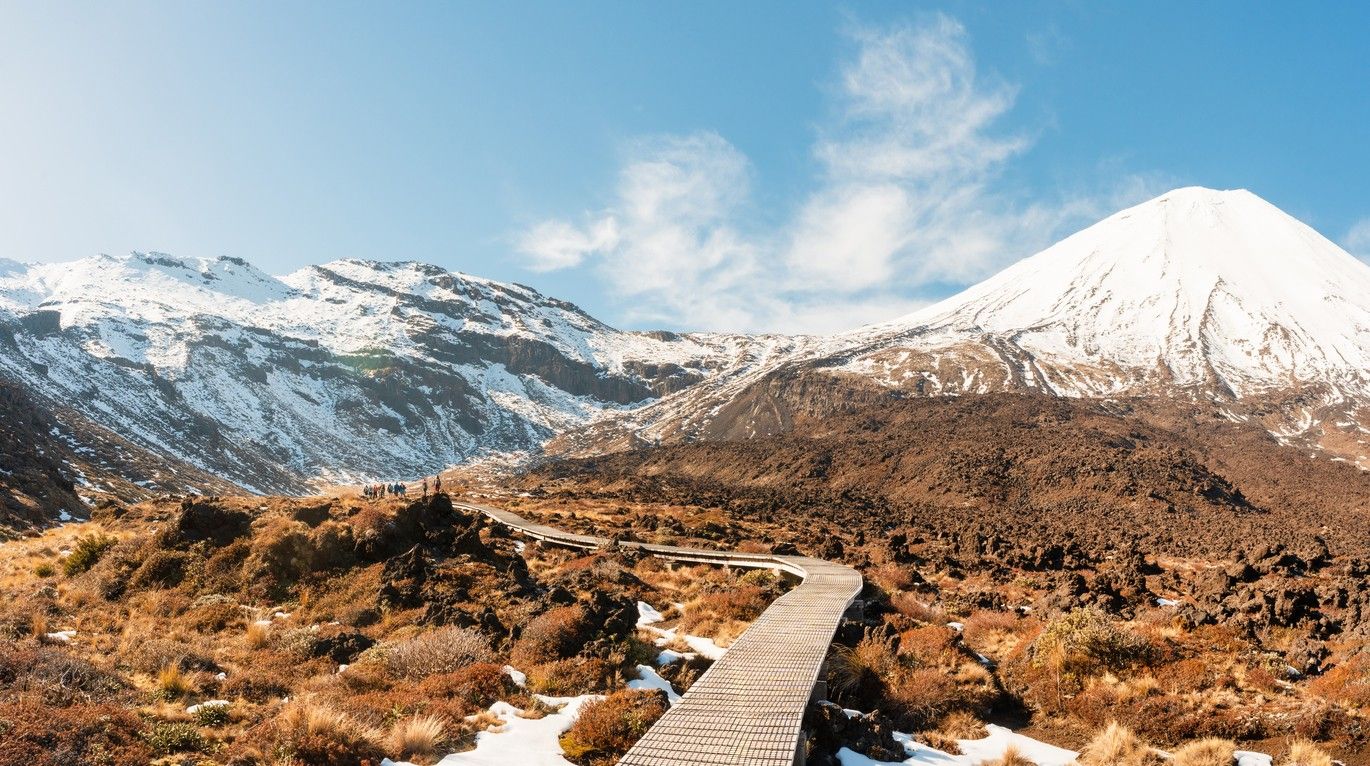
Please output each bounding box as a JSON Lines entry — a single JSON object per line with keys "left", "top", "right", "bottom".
{"left": 0, "top": 254, "right": 774, "bottom": 493}
{"left": 835, "top": 187, "right": 1370, "bottom": 398}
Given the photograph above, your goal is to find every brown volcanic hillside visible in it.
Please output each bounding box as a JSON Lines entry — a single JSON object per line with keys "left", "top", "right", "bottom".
{"left": 528, "top": 390, "right": 1370, "bottom": 559}
{"left": 0, "top": 379, "right": 87, "bottom": 534}
{"left": 0, "top": 377, "right": 240, "bottom": 536}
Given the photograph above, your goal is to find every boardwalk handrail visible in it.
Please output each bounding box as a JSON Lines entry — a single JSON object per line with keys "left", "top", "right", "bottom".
{"left": 455, "top": 501, "right": 864, "bottom": 766}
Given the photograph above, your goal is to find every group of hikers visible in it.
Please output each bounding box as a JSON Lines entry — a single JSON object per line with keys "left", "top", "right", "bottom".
{"left": 362, "top": 482, "right": 407, "bottom": 499}
{"left": 360, "top": 474, "right": 442, "bottom": 500}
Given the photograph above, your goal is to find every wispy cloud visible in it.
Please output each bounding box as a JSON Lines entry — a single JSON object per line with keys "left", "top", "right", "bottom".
{"left": 1346, "top": 218, "right": 1370, "bottom": 261}
{"left": 517, "top": 15, "right": 1159, "bottom": 334}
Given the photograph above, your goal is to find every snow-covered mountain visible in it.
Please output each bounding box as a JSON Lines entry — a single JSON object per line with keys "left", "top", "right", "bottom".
{"left": 566, "top": 188, "right": 1370, "bottom": 465}
{"left": 0, "top": 253, "right": 788, "bottom": 493}
{"left": 4, "top": 186, "right": 1368, "bottom": 498}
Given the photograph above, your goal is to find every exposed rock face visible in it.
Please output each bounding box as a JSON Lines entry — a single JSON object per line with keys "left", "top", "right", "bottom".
{"left": 804, "top": 701, "right": 905, "bottom": 764}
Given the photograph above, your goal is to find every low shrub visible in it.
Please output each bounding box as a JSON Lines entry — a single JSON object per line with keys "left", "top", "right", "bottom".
{"left": 154, "top": 664, "right": 192, "bottom": 701}
{"left": 193, "top": 701, "right": 231, "bottom": 727}
{"left": 0, "top": 645, "right": 129, "bottom": 705}
{"left": 183, "top": 599, "right": 245, "bottom": 632}
{"left": 897, "top": 626, "right": 962, "bottom": 668}
{"left": 121, "top": 638, "right": 218, "bottom": 675}
{"left": 511, "top": 605, "right": 590, "bottom": 667}
{"left": 32, "top": 562, "right": 55, "bottom": 578}
{"left": 889, "top": 592, "right": 946, "bottom": 624}
{"left": 144, "top": 721, "right": 205, "bottom": 755}
{"left": 63, "top": 534, "right": 117, "bottom": 577}
{"left": 0, "top": 701, "right": 152, "bottom": 765}
{"left": 560, "top": 689, "right": 668, "bottom": 766}
{"left": 382, "top": 627, "right": 496, "bottom": 680}
{"left": 526, "top": 658, "right": 617, "bottom": 696}
{"left": 128, "top": 550, "right": 191, "bottom": 589}
{"left": 417, "top": 662, "right": 516, "bottom": 708}
{"left": 1309, "top": 653, "right": 1370, "bottom": 708}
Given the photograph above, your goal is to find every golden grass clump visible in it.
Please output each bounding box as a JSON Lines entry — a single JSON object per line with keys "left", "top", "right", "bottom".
{"left": 156, "top": 664, "right": 192, "bottom": 700}
{"left": 1077, "top": 722, "right": 1155, "bottom": 766}
{"left": 1281, "top": 740, "right": 1334, "bottom": 766}
{"left": 986, "top": 745, "right": 1037, "bottom": 766}
{"left": 828, "top": 631, "right": 898, "bottom": 701}
{"left": 245, "top": 621, "right": 270, "bottom": 649}
{"left": 1170, "top": 738, "right": 1236, "bottom": 766}
{"left": 388, "top": 714, "right": 447, "bottom": 762}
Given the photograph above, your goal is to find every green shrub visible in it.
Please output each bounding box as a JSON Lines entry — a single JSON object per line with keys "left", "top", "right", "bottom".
{"left": 33, "top": 562, "right": 55, "bottom": 578}
{"left": 193, "top": 702, "right": 231, "bottom": 727}
{"left": 63, "top": 534, "right": 117, "bottom": 577}
{"left": 1033, "top": 607, "right": 1152, "bottom": 681}
{"left": 144, "top": 721, "right": 206, "bottom": 754}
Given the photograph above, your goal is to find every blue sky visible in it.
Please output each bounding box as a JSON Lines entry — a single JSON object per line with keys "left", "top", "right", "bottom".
{"left": 1, "top": 2, "right": 1366, "bottom": 332}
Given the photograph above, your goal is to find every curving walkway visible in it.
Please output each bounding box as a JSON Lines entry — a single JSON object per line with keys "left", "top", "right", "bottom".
{"left": 455, "top": 500, "right": 864, "bottom": 766}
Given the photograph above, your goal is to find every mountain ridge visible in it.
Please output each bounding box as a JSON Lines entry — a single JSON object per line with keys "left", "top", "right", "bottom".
{"left": 3, "top": 186, "right": 1369, "bottom": 512}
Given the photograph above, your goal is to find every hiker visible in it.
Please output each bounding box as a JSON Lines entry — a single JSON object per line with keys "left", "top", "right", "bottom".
{"left": 422, "top": 477, "right": 428, "bottom": 497}
{"left": 434, "top": 475, "right": 442, "bottom": 494}
{"left": 362, "top": 485, "right": 370, "bottom": 500}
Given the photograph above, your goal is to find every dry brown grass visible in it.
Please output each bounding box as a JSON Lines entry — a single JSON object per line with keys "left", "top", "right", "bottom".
{"left": 1077, "top": 722, "right": 1156, "bottom": 766}
{"left": 155, "top": 664, "right": 192, "bottom": 700}
{"left": 245, "top": 620, "right": 271, "bottom": 649}
{"left": 388, "top": 714, "right": 447, "bottom": 763}
{"left": 986, "top": 745, "right": 1036, "bottom": 766}
{"left": 1170, "top": 738, "right": 1236, "bottom": 766}
{"left": 1281, "top": 740, "right": 1334, "bottom": 766}
{"left": 829, "top": 632, "right": 899, "bottom": 701}
{"left": 889, "top": 592, "right": 946, "bottom": 624}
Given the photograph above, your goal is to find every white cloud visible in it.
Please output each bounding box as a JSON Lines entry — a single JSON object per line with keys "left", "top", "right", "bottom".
{"left": 1346, "top": 218, "right": 1370, "bottom": 261}
{"left": 516, "top": 15, "right": 1158, "bottom": 333}
{"left": 517, "top": 218, "right": 619, "bottom": 272}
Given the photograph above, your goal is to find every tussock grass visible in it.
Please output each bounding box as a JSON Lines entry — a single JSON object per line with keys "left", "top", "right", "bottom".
{"left": 1077, "top": 722, "right": 1156, "bottom": 766}
{"left": 1171, "top": 738, "right": 1237, "bottom": 766}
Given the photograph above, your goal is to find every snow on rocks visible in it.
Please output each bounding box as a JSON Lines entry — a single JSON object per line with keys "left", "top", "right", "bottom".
{"left": 43, "top": 629, "right": 76, "bottom": 642}
{"left": 186, "top": 700, "right": 230, "bottom": 715}
{"left": 635, "top": 601, "right": 665, "bottom": 627}
{"left": 502, "top": 665, "right": 527, "bottom": 687}
{"left": 627, "top": 664, "right": 682, "bottom": 704}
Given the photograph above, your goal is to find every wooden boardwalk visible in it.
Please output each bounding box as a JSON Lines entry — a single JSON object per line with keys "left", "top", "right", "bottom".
{"left": 456, "top": 501, "right": 864, "bottom": 766}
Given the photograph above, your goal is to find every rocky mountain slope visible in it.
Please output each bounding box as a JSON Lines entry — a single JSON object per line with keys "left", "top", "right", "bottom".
{"left": 0, "top": 254, "right": 789, "bottom": 495}
{"left": 3, "top": 186, "right": 1368, "bottom": 515}
{"left": 559, "top": 188, "right": 1370, "bottom": 465}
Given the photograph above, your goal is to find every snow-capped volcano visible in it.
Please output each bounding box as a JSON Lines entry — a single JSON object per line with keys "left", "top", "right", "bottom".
{"left": 4, "top": 186, "right": 1369, "bottom": 498}
{"left": 567, "top": 188, "right": 1370, "bottom": 462}
{"left": 832, "top": 187, "right": 1370, "bottom": 397}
